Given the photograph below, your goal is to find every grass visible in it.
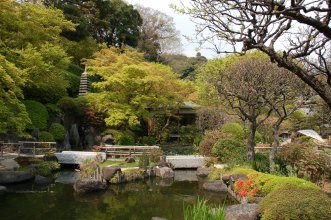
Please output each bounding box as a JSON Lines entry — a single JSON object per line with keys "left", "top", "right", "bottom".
{"left": 100, "top": 159, "right": 139, "bottom": 169}
{"left": 183, "top": 198, "right": 226, "bottom": 220}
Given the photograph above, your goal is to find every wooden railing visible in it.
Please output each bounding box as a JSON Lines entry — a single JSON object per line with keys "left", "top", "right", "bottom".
{"left": 100, "top": 145, "right": 159, "bottom": 157}
{"left": 0, "top": 141, "right": 56, "bottom": 157}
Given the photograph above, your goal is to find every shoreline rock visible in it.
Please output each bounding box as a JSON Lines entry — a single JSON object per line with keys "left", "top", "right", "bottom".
{"left": 202, "top": 180, "right": 228, "bottom": 192}
{"left": 0, "top": 171, "right": 34, "bottom": 184}
{"left": 225, "top": 203, "right": 259, "bottom": 220}
{"left": 73, "top": 179, "right": 107, "bottom": 193}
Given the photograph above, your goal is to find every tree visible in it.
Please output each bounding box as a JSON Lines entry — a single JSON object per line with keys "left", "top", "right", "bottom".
{"left": 176, "top": 0, "right": 331, "bottom": 106}
{"left": 45, "top": 0, "right": 142, "bottom": 47}
{"left": 135, "top": 5, "right": 182, "bottom": 61}
{"left": 84, "top": 47, "right": 193, "bottom": 131}
{"left": 0, "top": 55, "right": 30, "bottom": 135}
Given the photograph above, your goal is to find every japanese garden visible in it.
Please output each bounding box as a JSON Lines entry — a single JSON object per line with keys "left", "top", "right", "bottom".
{"left": 0, "top": 0, "right": 330, "bottom": 220}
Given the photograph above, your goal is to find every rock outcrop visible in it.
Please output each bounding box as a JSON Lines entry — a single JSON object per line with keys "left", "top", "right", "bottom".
{"left": 102, "top": 166, "right": 121, "bottom": 182}
{"left": 196, "top": 167, "right": 213, "bottom": 177}
{"left": 0, "top": 171, "right": 34, "bottom": 184}
{"left": 225, "top": 204, "right": 259, "bottom": 220}
{"left": 73, "top": 179, "right": 107, "bottom": 193}
{"left": 155, "top": 167, "right": 174, "bottom": 179}
{"left": 202, "top": 180, "right": 228, "bottom": 192}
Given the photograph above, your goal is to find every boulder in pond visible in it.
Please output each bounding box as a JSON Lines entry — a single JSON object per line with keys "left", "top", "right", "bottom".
{"left": 151, "top": 217, "right": 168, "bottom": 220}
{"left": 196, "top": 167, "right": 213, "bottom": 177}
{"left": 225, "top": 204, "right": 259, "bottom": 220}
{"left": 0, "top": 185, "right": 7, "bottom": 195}
{"left": 102, "top": 166, "right": 121, "bottom": 182}
{"left": 0, "top": 171, "right": 34, "bottom": 184}
{"left": 73, "top": 179, "right": 107, "bottom": 193}
{"left": 156, "top": 161, "right": 172, "bottom": 168}
{"left": 203, "top": 180, "right": 228, "bottom": 192}
{"left": 34, "top": 175, "right": 53, "bottom": 185}
{"left": 155, "top": 167, "right": 174, "bottom": 179}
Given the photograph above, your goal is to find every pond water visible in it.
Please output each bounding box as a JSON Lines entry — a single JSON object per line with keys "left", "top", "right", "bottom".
{"left": 0, "top": 170, "right": 236, "bottom": 220}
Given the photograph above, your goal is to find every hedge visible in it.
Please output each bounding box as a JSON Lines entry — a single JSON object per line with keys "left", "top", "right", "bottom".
{"left": 49, "top": 123, "right": 65, "bottom": 141}
{"left": 24, "top": 100, "right": 49, "bottom": 130}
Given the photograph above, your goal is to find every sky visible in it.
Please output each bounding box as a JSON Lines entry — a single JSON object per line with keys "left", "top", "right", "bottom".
{"left": 126, "top": 0, "right": 217, "bottom": 59}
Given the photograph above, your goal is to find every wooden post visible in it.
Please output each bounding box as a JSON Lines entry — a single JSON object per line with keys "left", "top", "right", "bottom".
{"left": 18, "top": 142, "right": 22, "bottom": 157}
{"left": 1, "top": 144, "right": 3, "bottom": 158}
{"left": 33, "top": 143, "right": 36, "bottom": 156}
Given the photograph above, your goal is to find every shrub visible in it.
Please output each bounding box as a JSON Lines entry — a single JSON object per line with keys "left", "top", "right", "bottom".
{"left": 49, "top": 123, "right": 65, "bottom": 141}
{"left": 32, "top": 161, "right": 60, "bottom": 177}
{"left": 279, "top": 139, "right": 329, "bottom": 183}
{"left": 149, "top": 148, "right": 164, "bottom": 163}
{"left": 24, "top": 100, "right": 49, "bottom": 130}
{"left": 138, "top": 151, "right": 150, "bottom": 169}
{"left": 139, "top": 136, "right": 157, "bottom": 145}
{"left": 115, "top": 133, "right": 135, "bottom": 145}
{"left": 252, "top": 153, "right": 270, "bottom": 173}
{"left": 259, "top": 185, "right": 331, "bottom": 220}
{"left": 212, "top": 138, "right": 246, "bottom": 163}
{"left": 221, "top": 122, "right": 245, "bottom": 140}
{"left": 39, "top": 131, "right": 55, "bottom": 142}
{"left": 184, "top": 198, "right": 225, "bottom": 220}
{"left": 198, "top": 130, "right": 223, "bottom": 156}
{"left": 179, "top": 125, "right": 198, "bottom": 145}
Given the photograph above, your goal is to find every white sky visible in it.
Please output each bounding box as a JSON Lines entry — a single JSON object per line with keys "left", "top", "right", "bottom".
{"left": 126, "top": 0, "right": 217, "bottom": 59}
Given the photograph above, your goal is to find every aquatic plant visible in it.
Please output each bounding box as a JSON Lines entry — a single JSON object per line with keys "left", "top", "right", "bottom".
{"left": 183, "top": 198, "right": 226, "bottom": 220}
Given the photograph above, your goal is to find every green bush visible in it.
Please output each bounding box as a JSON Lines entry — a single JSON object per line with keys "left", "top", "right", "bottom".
{"left": 221, "top": 122, "right": 245, "bottom": 140}
{"left": 115, "top": 133, "right": 135, "bottom": 145}
{"left": 252, "top": 153, "right": 270, "bottom": 173}
{"left": 138, "top": 152, "right": 150, "bottom": 169}
{"left": 24, "top": 100, "right": 49, "bottom": 130}
{"left": 139, "top": 136, "right": 157, "bottom": 145}
{"left": 212, "top": 138, "right": 246, "bottom": 163}
{"left": 49, "top": 123, "right": 65, "bottom": 141}
{"left": 259, "top": 185, "right": 331, "bottom": 220}
{"left": 261, "top": 176, "right": 320, "bottom": 194}
{"left": 39, "top": 131, "right": 55, "bottom": 142}
{"left": 179, "top": 125, "right": 198, "bottom": 145}
{"left": 32, "top": 161, "right": 60, "bottom": 177}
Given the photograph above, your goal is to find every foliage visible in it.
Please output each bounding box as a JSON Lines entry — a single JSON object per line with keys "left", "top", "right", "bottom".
{"left": 139, "top": 136, "right": 157, "bottom": 146}
{"left": 259, "top": 185, "right": 331, "bottom": 220}
{"left": 32, "top": 161, "right": 60, "bottom": 177}
{"left": 38, "top": 131, "right": 55, "bottom": 142}
{"left": 203, "top": 157, "right": 219, "bottom": 168}
{"left": 252, "top": 153, "right": 270, "bottom": 173}
{"left": 57, "top": 96, "right": 89, "bottom": 123}
{"left": 24, "top": 100, "right": 49, "bottom": 131}
{"left": 0, "top": 55, "right": 30, "bottom": 135}
{"left": 196, "top": 106, "right": 231, "bottom": 132}
{"left": 183, "top": 198, "right": 226, "bottom": 220}
{"left": 221, "top": 122, "right": 245, "bottom": 140}
{"left": 138, "top": 152, "right": 150, "bottom": 170}
{"left": 179, "top": 125, "right": 198, "bottom": 145}
{"left": 212, "top": 138, "right": 246, "bottom": 163}
{"left": 279, "top": 139, "right": 329, "bottom": 183}
{"left": 161, "top": 145, "right": 195, "bottom": 155}
{"left": 234, "top": 178, "right": 259, "bottom": 197}
{"left": 149, "top": 148, "right": 164, "bottom": 163}
{"left": 198, "top": 130, "right": 223, "bottom": 156}
{"left": 115, "top": 133, "right": 135, "bottom": 145}
{"left": 208, "top": 168, "right": 224, "bottom": 180}
{"left": 84, "top": 48, "right": 193, "bottom": 129}
{"left": 49, "top": 123, "right": 65, "bottom": 141}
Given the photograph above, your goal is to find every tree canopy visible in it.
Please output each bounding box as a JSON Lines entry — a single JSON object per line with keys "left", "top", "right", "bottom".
{"left": 84, "top": 48, "right": 194, "bottom": 129}
{"left": 176, "top": 0, "right": 331, "bottom": 106}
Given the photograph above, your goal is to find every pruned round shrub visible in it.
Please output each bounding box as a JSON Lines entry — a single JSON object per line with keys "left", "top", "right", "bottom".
{"left": 259, "top": 185, "right": 331, "bottom": 220}
{"left": 212, "top": 138, "right": 246, "bottom": 163}
{"left": 32, "top": 161, "right": 60, "bottom": 177}
{"left": 39, "top": 131, "right": 55, "bottom": 142}
{"left": 24, "top": 100, "right": 49, "bottom": 130}
{"left": 261, "top": 176, "right": 320, "bottom": 194}
{"left": 49, "top": 123, "right": 65, "bottom": 141}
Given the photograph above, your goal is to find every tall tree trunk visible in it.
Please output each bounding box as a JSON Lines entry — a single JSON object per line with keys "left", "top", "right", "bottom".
{"left": 247, "top": 122, "right": 257, "bottom": 161}
{"left": 270, "top": 123, "right": 280, "bottom": 172}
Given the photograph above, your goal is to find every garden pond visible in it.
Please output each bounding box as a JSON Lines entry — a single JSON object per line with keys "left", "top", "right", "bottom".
{"left": 0, "top": 170, "right": 236, "bottom": 220}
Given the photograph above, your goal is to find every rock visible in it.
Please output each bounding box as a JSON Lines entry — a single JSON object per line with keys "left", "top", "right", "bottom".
{"left": 230, "top": 174, "right": 248, "bottom": 182}
{"left": 34, "top": 175, "right": 53, "bottom": 185}
{"left": 73, "top": 179, "right": 107, "bottom": 193}
{"left": 0, "top": 159, "right": 19, "bottom": 170}
{"left": 203, "top": 181, "right": 228, "bottom": 192}
{"left": 196, "top": 167, "right": 213, "bottom": 177}
{"left": 157, "top": 161, "right": 171, "bottom": 168}
{"left": 0, "top": 185, "right": 7, "bottom": 195}
{"left": 151, "top": 217, "right": 168, "bottom": 220}
{"left": 222, "top": 175, "right": 231, "bottom": 182}
{"left": 0, "top": 171, "right": 34, "bottom": 184}
{"left": 225, "top": 204, "right": 259, "bottom": 220}
{"left": 155, "top": 167, "right": 174, "bottom": 179}
{"left": 102, "top": 166, "right": 121, "bottom": 182}
{"left": 125, "top": 156, "right": 135, "bottom": 163}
